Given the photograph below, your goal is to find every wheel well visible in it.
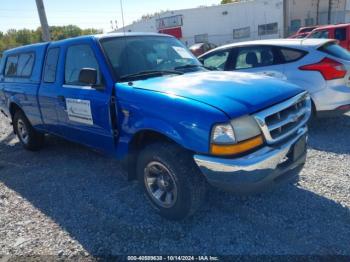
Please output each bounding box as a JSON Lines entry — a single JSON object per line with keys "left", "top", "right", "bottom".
{"left": 130, "top": 130, "right": 177, "bottom": 151}
{"left": 126, "top": 130, "right": 181, "bottom": 181}
{"left": 9, "top": 103, "right": 22, "bottom": 120}
{"left": 310, "top": 99, "right": 317, "bottom": 117}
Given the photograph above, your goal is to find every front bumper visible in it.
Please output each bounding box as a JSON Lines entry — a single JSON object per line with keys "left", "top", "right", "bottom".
{"left": 194, "top": 127, "right": 307, "bottom": 194}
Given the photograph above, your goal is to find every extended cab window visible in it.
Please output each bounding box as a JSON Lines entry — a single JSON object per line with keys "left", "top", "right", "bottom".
{"left": 201, "top": 50, "right": 229, "bottom": 70}
{"left": 44, "top": 48, "right": 60, "bottom": 83}
{"left": 5, "top": 55, "right": 18, "bottom": 77}
{"left": 235, "top": 46, "right": 276, "bottom": 69}
{"left": 17, "top": 53, "right": 35, "bottom": 77}
{"left": 65, "top": 45, "right": 100, "bottom": 85}
{"left": 4, "top": 53, "right": 35, "bottom": 78}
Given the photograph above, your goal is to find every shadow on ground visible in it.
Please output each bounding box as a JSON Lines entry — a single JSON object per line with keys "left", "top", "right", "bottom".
{"left": 308, "top": 114, "right": 350, "bottom": 155}
{"left": 0, "top": 132, "right": 349, "bottom": 255}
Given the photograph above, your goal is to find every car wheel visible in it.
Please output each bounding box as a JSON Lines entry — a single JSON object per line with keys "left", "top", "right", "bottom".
{"left": 13, "top": 110, "right": 44, "bottom": 151}
{"left": 137, "top": 142, "right": 207, "bottom": 220}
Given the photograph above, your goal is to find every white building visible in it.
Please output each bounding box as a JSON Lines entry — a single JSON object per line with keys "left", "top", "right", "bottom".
{"left": 115, "top": 0, "right": 350, "bottom": 46}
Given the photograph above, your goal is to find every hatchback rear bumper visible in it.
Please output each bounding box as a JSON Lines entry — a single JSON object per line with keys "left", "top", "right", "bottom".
{"left": 312, "top": 84, "right": 350, "bottom": 113}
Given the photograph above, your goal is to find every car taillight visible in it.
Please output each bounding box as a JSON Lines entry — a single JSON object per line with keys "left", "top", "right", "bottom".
{"left": 299, "top": 58, "right": 347, "bottom": 80}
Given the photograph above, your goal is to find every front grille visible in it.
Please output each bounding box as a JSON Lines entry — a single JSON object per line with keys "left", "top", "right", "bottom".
{"left": 254, "top": 92, "right": 311, "bottom": 144}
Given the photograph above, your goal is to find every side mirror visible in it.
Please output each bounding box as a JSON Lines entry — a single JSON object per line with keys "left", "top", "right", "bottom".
{"left": 79, "top": 68, "right": 97, "bottom": 86}
{"left": 79, "top": 68, "right": 105, "bottom": 91}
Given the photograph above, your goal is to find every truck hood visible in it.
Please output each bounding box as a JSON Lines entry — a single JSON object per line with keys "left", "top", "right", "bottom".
{"left": 130, "top": 71, "right": 303, "bottom": 118}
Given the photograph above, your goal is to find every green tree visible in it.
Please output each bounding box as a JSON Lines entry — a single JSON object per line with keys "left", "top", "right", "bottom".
{"left": 0, "top": 25, "right": 102, "bottom": 54}
{"left": 221, "top": 0, "right": 240, "bottom": 4}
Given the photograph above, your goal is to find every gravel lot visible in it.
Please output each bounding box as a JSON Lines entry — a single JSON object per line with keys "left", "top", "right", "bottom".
{"left": 0, "top": 111, "right": 349, "bottom": 257}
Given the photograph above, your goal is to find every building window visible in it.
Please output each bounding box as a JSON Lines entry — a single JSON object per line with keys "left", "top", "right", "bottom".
{"left": 233, "top": 27, "right": 251, "bottom": 39}
{"left": 194, "top": 34, "right": 208, "bottom": 43}
{"left": 258, "top": 22, "right": 278, "bottom": 36}
{"left": 156, "top": 15, "right": 183, "bottom": 30}
{"left": 290, "top": 19, "right": 301, "bottom": 33}
{"left": 305, "top": 18, "right": 314, "bottom": 26}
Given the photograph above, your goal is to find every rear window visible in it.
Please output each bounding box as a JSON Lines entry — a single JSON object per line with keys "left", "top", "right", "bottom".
{"left": 279, "top": 48, "right": 307, "bottom": 62}
{"left": 335, "top": 28, "right": 347, "bottom": 41}
{"left": 319, "top": 42, "right": 350, "bottom": 61}
{"left": 4, "top": 52, "right": 35, "bottom": 78}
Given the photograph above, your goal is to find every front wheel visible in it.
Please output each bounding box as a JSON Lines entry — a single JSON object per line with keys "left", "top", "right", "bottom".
{"left": 137, "top": 142, "right": 207, "bottom": 220}
{"left": 13, "top": 111, "right": 45, "bottom": 151}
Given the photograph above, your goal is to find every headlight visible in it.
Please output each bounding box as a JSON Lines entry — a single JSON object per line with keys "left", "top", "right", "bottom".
{"left": 231, "top": 115, "right": 261, "bottom": 142}
{"left": 211, "top": 123, "right": 236, "bottom": 144}
{"left": 210, "top": 115, "right": 263, "bottom": 156}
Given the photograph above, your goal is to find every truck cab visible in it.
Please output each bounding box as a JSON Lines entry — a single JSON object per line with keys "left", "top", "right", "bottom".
{"left": 0, "top": 33, "right": 311, "bottom": 220}
{"left": 308, "top": 24, "right": 350, "bottom": 51}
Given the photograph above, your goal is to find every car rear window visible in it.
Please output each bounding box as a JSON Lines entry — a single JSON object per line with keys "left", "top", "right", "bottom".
{"left": 279, "top": 48, "right": 307, "bottom": 62}
{"left": 319, "top": 42, "right": 350, "bottom": 61}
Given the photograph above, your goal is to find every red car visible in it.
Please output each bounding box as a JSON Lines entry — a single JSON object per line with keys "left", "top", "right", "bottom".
{"left": 189, "top": 42, "right": 217, "bottom": 57}
{"left": 289, "top": 26, "right": 319, "bottom": 39}
{"left": 308, "top": 24, "right": 350, "bottom": 51}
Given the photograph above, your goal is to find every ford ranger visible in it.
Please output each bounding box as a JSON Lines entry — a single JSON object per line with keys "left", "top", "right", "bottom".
{"left": 0, "top": 33, "right": 311, "bottom": 220}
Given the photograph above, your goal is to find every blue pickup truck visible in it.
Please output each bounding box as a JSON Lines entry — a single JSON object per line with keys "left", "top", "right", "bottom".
{"left": 0, "top": 33, "right": 311, "bottom": 220}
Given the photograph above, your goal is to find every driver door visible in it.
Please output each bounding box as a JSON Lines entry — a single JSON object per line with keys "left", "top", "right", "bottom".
{"left": 55, "top": 39, "right": 116, "bottom": 154}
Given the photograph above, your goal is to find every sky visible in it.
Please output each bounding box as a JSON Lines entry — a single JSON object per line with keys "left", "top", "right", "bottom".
{"left": 0, "top": 0, "right": 219, "bottom": 33}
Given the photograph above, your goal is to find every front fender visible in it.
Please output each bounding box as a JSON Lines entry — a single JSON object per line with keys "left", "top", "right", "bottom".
{"left": 114, "top": 84, "right": 229, "bottom": 159}
{"left": 116, "top": 115, "right": 212, "bottom": 159}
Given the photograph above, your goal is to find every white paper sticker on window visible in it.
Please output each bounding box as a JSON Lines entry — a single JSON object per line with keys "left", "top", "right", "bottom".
{"left": 172, "top": 46, "right": 193, "bottom": 59}
{"left": 66, "top": 98, "right": 93, "bottom": 125}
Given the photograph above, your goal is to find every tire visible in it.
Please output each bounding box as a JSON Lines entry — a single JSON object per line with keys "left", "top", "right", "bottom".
{"left": 13, "top": 110, "right": 45, "bottom": 151}
{"left": 137, "top": 142, "right": 207, "bottom": 220}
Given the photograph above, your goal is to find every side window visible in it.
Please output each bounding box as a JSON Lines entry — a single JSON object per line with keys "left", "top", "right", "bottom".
{"left": 43, "top": 48, "right": 60, "bottom": 83}
{"left": 17, "top": 53, "right": 35, "bottom": 77}
{"left": 5, "top": 55, "right": 19, "bottom": 77}
{"left": 65, "top": 44, "right": 100, "bottom": 85}
{"left": 279, "top": 48, "right": 307, "bottom": 63}
{"left": 235, "top": 46, "right": 275, "bottom": 70}
{"left": 4, "top": 53, "right": 35, "bottom": 78}
{"left": 310, "top": 30, "right": 329, "bottom": 39}
{"left": 202, "top": 50, "right": 229, "bottom": 70}
{"left": 335, "top": 28, "right": 346, "bottom": 41}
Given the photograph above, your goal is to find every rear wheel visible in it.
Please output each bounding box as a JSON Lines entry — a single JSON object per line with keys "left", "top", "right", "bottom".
{"left": 13, "top": 111, "right": 44, "bottom": 151}
{"left": 137, "top": 142, "right": 207, "bottom": 220}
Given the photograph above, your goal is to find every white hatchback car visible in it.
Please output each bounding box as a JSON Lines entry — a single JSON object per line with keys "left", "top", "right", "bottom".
{"left": 199, "top": 39, "right": 350, "bottom": 117}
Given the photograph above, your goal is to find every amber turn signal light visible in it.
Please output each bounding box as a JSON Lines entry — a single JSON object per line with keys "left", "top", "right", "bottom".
{"left": 211, "top": 135, "right": 264, "bottom": 156}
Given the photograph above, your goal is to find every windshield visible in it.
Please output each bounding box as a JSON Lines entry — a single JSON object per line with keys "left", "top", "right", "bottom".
{"left": 100, "top": 35, "right": 202, "bottom": 81}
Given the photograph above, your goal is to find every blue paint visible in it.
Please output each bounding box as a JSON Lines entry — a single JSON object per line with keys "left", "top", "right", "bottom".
{"left": 0, "top": 34, "right": 304, "bottom": 160}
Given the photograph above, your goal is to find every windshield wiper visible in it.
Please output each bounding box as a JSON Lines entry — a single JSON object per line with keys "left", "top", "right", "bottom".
{"left": 174, "top": 64, "right": 205, "bottom": 70}
{"left": 119, "top": 70, "right": 183, "bottom": 82}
